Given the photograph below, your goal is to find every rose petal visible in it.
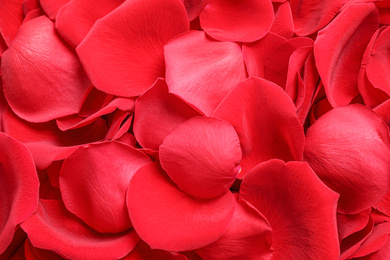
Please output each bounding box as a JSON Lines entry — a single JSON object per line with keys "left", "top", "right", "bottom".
{"left": 160, "top": 116, "right": 242, "bottom": 199}
{"left": 164, "top": 30, "right": 246, "bottom": 116}
{"left": 24, "top": 239, "right": 64, "bottom": 260}
{"left": 364, "top": 235, "right": 390, "bottom": 259}
{"left": 337, "top": 209, "right": 371, "bottom": 240}
{"left": 212, "top": 77, "right": 305, "bottom": 178}
{"left": 22, "top": 0, "right": 40, "bottom": 16}
{"left": 0, "top": 0, "right": 23, "bottom": 45}
{"left": 240, "top": 160, "right": 340, "bottom": 260}
{"left": 39, "top": 0, "right": 70, "bottom": 19}
{"left": 271, "top": 1, "right": 294, "bottom": 39}
{"left": 123, "top": 241, "right": 187, "bottom": 260}
{"left": 76, "top": 0, "right": 189, "bottom": 97}
{"left": 127, "top": 163, "right": 236, "bottom": 251}
{"left": 304, "top": 104, "right": 390, "bottom": 214}
{"left": 199, "top": 0, "right": 274, "bottom": 42}
{"left": 182, "top": 0, "right": 209, "bottom": 21}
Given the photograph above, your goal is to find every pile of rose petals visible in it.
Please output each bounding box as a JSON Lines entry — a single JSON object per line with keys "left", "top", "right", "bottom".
{"left": 2, "top": 0, "right": 390, "bottom": 259}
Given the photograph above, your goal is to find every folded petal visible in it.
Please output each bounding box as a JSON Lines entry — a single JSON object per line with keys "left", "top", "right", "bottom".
{"left": 337, "top": 209, "right": 371, "bottom": 240}
{"left": 127, "top": 163, "right": 236, "bottom": 251}
{"left": 270, "top": 1, "right": 294, "bottom": 39}
{"left": 182, "top": 0, "right": 209, "bottom": 21}
{"left": 213, "top": 77, "right": 305, "bottom": 178}
{"left": 240, "top": 160, "right": 340, "bottom": 260}
{"left": 0, "top": 0, "right": 23, "bottom": 45}
{"left": 199, "top": 0, "right": 274, "bottom": 42}
{"left": 77, "top": 0, "right": 189, "bottom": 97}
{"left": 304, "top": 104, "right": 390, "bottom": 214}
{"left": 40, "top": 0, "right": 70, "bottom": 19}
{"left": 164, "top": 30, "right": 246, "bottom": 116}
{"left": 1, "top": 15, "right": 91, "bottom": 123}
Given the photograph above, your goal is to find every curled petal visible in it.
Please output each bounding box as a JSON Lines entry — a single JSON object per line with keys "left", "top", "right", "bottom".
{"left": 337, "top": 209, "right": 371, "bottom": 240}
{"left": 182, "top": 0, "right": 209, "bottom": 21}
{"left": 271, "top": 1, "right": 294, "bottom": 39}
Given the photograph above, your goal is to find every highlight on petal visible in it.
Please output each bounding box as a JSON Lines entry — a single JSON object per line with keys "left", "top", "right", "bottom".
{"left": 304, "top": 104, "right": 390, "bottom": 214}
{"left": 127, "top": 163, "right": 236, "bottom": 251}
{"left": 199, "top": 0, "right": 274, "bottom": 42}
{"left": 164, "top": 30, "right": 246, "bottom": 116}
{"left": 60, "top": 142, "right": 152, "bottom": 233}
{"left": 21, "top": 199, "right": 140, "bottom": 260}
{"left": 0, "top": 0, "right": 23, "bottom": 45}
{"left": 240, "top": 160, "right": 340, "bottom": 260}
{"left": 77, "top": 0, "right": 189, "bottom": 97}
{"left": 314, "top": 3, "right": 379, "bottom": 107}
{"left": 213, "top": 77, "right": 305, "bottom": 178}
{"left": 0, "top": 133, "right": 39, "bottom": 254}
{"left": 133, "top": 79, "right": 201, "bottom": 151}
{"left": 1, "top": 15, "right": 91, "bottom": 123}
{"left": 160, "top": 116, "right": 242, "bottom": 199}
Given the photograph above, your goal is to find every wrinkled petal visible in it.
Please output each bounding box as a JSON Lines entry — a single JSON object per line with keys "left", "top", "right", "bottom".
{"left": 160, "top": 116, "right": 242, "bottom": 199}
{"left": 127, "top": 163, "right": 236, "bottom": 251}
{"left": 240, "top": 160, "right": 340, "bottom": 260}
{"left": 0, "top": 0, "right": 23, "bottom": 45}
{"left": 164, "top": 30, "right": 246, "bottom": 116}
{"left": 60, "top": 142, "right": 152, "bottom": 233}
{"left": 213, "top": 77, "right": 305, "bottom": 178}
{"left": 77, "top": 0, "right": 189, "bottom": 97}
{"left": 304, "top": 104, "right": 390, "bottom": 214}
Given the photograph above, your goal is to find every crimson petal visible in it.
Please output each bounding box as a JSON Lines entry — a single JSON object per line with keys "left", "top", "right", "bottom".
{"left": 182, "top": 0, "right": 209, "bottom": 21}
{"left": 39, "top": 0, "right": 70, "bottom": 19}
{"left": 271, "top": 1, "right": 293, "bottom": 39}
{"left": 0, "top": 0, "right": 23, "bottom": 45}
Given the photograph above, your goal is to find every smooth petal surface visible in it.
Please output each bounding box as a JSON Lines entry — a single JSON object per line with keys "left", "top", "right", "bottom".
{"left": 77, "top": 0, "right": 189, "bottom": 97}
{"left": 0, "top": 133, "right": 39, "bottom": 254}
{"left": 0, "top": 0, "right": 23, "bottom": 45}
{"left": 1, "top": 15, "right": 91, "bottom": 123}
{"left": 240, "top": 160, "right": 340, "bottom": 260}
{"left": 182, "top": 0, "right": 209, "bottom": 21}
{"left": 213, "top": 77, "right": 305, "bottom": 178}
{"left": 164, "top": 30, "right": 246, "bottom": 116}
{"left": 304, "top": 104, "right": 390, "bottom": 214}
{"left": 123, "top": 241, "right": 187, "bottom": 260}
{"left": 127, "top": 163, "right": 236, "bottom": 251}
{"left": 199, "top": 0, "right": 274, "bottom": 42}
{"left": 271, "top": 1, "right": 294, "bottom": 39}
{"left": 60, "top": 142, "right": 152, "bottom": 233}
{"left": 160, "top": 116, "right": 242, "bottom": 199}
{"left": 21, "top": 199, "right": 139, "bottom": 260}
{"left": 337, "top": 209, "right": 371, "bottom": 240}
{"left": 133, "top": 79, "right": 201, "bottom": 150}
{"left": 40, "top": 0, "right": 70, "bottom": 19}
{"left": 314, "top": 3, "right": 379, "bottom": 107}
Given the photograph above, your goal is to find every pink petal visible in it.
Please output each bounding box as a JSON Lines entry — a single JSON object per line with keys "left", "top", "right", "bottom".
{"left": 1, "top": 15, "right": 91, "bottom": 123}
{"left": 160, "top": 116, "right": 242, "bottom": 199}
{"left": 55, "top": 0, "right": 125, "bottom": 47}
{"left": 0, "top": 0, "right": 23, "bottom": 46}
{"left": 39, "top": 0, "right": 70, "bottom": 19}
{"left": 304, "top": 104, "right": 390, "bottom": 214}
{"left": 133, "top": 79, "right": 201, "bottom": 151}
{"left": 199, "top": 0, "right": 274, "bottom": 42}
{"left": 213, "top": 77, "right": 305, "bottom": 178}
{"left": 76, "top": 0, "right": 189, "bottom": 97}
{"left": 21, "top": 199, "right": 140, "bottom": 260}
{"left": 271, "top": 1, "right": 294, "bottom": 39}
{"left": 240, "top": 160, "right": 340, "bottom": 260}
{"left": 182, "top": 0, "right": 209, "bottom": 21}
{"left": 60, "top": 142, "right": 152, "bottom": 233}
{"left": 164, "top": 30, "right": 246, "bottom": 116}
{"left": 127, "top": 163, "right": 236, "bottom": 251}
{"left": 0, "top": 133, "right": 39, "bottom": 254}
{"left": 195, "top": 200, "right": 273, "bottom": 260}
{"left": 314, "top": 3, "right": 379, "bottom": 107}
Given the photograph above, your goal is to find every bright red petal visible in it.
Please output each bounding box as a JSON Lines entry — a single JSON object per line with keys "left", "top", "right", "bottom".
{"left": 182, "top": 0, "right": 209, "bottom": 21}
{"left": 271, "top": 1, "right": 294, "bottom": 39}
{"left": 337, "top": 209, "right": 371, "bottom": 240}
{"left": 0, "top": 0, "right": 23, "bottom": 45}
{"left": 40, "top": 0, "right": 70, "bottom": 19}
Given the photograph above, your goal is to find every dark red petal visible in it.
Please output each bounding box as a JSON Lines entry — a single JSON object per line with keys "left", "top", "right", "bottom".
{"left": 213, "top": 77, "right": 305, "bottom": 178}
{"left": 123, "top": 241, "right": 187, "bottom": 260}
{"left": 240, "top": 160, "right": 340, "bottom": 260}
{"left": 25, "top": 239, "right": 64, "bottom": 260}
{"left": 39, "top": 0, "right": 70, "bottom": 19}
{"left": 195, "top": 200, "right": 273, "bottom": 260}
{"left": 337, "top": 209, "right": 371, "bottom": 240}
{"left": 21, "top": 199, "right": 140, "bottom": 260}
{"left": 314, "top": 3, "right": 379, "bottom": 107}
{"left": 182, "top": 0, "right": 209, "bottom": 21}
{"left": 304, "top": 104, "right": 390, "bottom": 214}
{"left": 0, "top": 0, "right": 23, "bottom": 45}
{"left": 164, "top": 30, "right": 246, "bottom": 116}
{"left": 1, "top": 15, "right": 91, "bottom": 123}
{"left": 60, "top": 142, "right": 152, "bottom": 233}
{"left": 133, "top": 79, "right": 201, "bottom": 150}
{"left": 271, "top": 1, "right": 294, "bottom": 39}
{"left": 22, "top": 0, "right": 40, "bottom": 16}
{"left": 199, "top": 0, "right": 274, "bottom": 42}
{"left": 127, "top": 163, "right": 236, "bottom": 251}
{"left": 77, "top": 0, "right": 189, "bottom": 97}
{"left": 55, "top": 0, "right": 125, "bottom": 47}
{"left": 0, "top": 133, "right": 39, "bottom": 254}
{"left": 160, "top": 116, "right": 242, "bottom": 199}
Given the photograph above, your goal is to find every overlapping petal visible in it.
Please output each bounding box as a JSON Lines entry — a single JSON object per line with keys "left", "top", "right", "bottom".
{"left": 0, "top": 0, "right": 23, "bottom": 46}
{"left": 182, "top": 0, "right": 209, "bottom": 21}
{"left": 40, "top": 0, "right": 70, "bottom": 19}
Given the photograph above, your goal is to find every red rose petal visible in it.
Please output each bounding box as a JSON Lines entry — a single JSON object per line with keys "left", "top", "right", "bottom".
{"left": 195, "top": 200, "right": 273, "bottom": 260}
{"left": 133, "top": 79, "right": 201, "bottom": 151}
{"left": 314, "top": 3, "right": 379, "bottom": 107}
{"left": 0, "top": 133, "right": 39, "bottom": 254}
{"left": 21, "top": 199, "right": 140, "bottom": 260}
{"left": 127, "top": 163, "right": 236, "bottom": 251}
{"left": 60, "top": 142, "right": 152, "bottom": 233}
{"left": 40, "top": 0, "right": 70, "bottom": 19}
{"left": 1, "top": 15, "right": 91, "bottom": 123}
{"left": 213, "top": 77, "right": 305, "bottom": 178}
{"left": 337, "top": 209, "right": 371, "bottom": 240}
{"left": 304, "top": 104, "right": 390, "bottom": 214}
{"left": 22, "top": 0, "right": 40, "bottom": 16}
{"left": 123, "top": 241, "right": 187, "bottom": 260}
{"left": 76, "top": 0, "right": 189, "bottom": 97}
{"left": 164, "top": 30, "right": 246, "bottom": 116}
{"left": 271, "top": 1, "right": 294, "bottom": 39}
{"left": 182, "top": 0, "right": 209, "bottom": 21}
{"left": 364, "top": 236, "right": 390, "bottom": 259}
{"left": 0, "top": 0, "right": 23, "bottom": 46}
{"left": 24, "top": 239, "right": 64, "bottom": 260}
{"left": 160, "top": 116, "right": 242, "bottom": 199}
{"left": 240, "top": 160, "right": 340, "bottom": 260}
{"left": 199, "top": 0, "right": 274, "bottom": 42}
